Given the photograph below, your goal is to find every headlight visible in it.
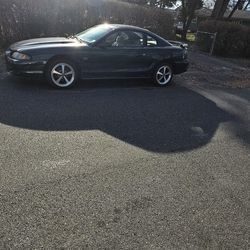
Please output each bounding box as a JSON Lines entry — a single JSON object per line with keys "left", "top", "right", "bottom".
{"left": 12, "top": 52, "right": 31, "bottom": 60}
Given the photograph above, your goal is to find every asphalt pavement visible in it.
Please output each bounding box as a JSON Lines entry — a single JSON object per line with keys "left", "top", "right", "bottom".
{"left": 0, "top": 74, "right": 249, "bottom": 249}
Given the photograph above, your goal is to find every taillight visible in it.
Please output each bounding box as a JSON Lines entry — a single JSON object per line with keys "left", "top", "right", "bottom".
{"left": 183, "top": 49, "right": 188, "bottom": 59}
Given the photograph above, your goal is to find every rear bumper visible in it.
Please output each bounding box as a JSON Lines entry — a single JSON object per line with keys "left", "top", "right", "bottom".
{"left": 173, "top": 60, "right": 189, "bottom": 74}
{"left": 5, "top": 52, "right": 46, "bottom": 75}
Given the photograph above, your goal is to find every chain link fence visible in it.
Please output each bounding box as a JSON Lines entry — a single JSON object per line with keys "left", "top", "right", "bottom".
{"left": 195, "top": 31, "right": 217, "bottom": 55}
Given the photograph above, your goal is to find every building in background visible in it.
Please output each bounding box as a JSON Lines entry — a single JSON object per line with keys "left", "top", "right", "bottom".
{"left": 196, "top": 8, "right": 250, "bottom": 27}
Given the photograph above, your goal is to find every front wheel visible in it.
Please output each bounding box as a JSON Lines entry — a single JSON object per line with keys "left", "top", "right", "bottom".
{"left": 153, "top": 64, "right": 173, "bottom": 87}
{"left": 46, "top": 59, "right": 78, "bottom": 88}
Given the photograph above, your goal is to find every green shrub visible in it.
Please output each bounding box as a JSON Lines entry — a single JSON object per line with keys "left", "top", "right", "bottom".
{"left": 198, "top": 20, "right": 250, "bottom": 58}
{"left": 0, "top": 0, "right": 174, "bottom": 48}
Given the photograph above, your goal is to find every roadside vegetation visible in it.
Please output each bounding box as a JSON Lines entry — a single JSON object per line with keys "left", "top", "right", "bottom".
{"left": 0, "top": 0, "right": 250, "bottom": 60}
{"left": 198, "top": 21, "right": 250, "bottom": 58}
{"left": 0, "top": 0, "right": 174, "bottom": 49}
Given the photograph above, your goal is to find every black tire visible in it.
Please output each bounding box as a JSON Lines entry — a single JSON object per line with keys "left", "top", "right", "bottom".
{"left": 153, "top": 63, "right": 173, "bottom": 87}
{"left": 45, "top": 59, "right": 79, "bottom": 89}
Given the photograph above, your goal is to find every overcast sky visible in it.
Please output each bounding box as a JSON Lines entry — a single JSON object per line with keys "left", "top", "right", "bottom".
{"left": 168, "top": 0, "right": 215, "bottom": 10}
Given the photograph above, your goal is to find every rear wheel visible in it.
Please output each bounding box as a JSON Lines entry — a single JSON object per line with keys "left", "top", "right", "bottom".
{"left": 46, "top": 59, "right": 78, "bottom": 88}
{"left": 153, "top": 63, "right": 173, "bottom": 87}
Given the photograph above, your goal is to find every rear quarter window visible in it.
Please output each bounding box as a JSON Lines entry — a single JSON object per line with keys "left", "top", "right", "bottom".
{"left": 147, "top": 35, "right": 158, "bottom": 47}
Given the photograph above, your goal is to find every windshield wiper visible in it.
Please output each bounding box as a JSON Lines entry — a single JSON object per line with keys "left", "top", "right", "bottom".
{"left": 68, "top": 35, "right": 77, "bottom": 40}
{"left": 68, "top": 35, "right": 91, "bottom": 45}
{"left": 68, "top": 35, "right": 86, "bottom": 44}
{"left": 74, "top": 36, "right": 84, "bottom": 43}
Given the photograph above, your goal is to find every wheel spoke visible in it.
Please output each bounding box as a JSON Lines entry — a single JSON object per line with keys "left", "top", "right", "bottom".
{"left": 158, "top": 75, "right": 164, "bottom": 81}
{"left": 53, "top": 70, "right": 62, "bottom": 76}
{"left": 61, "top": 64, "right": 65, "bottom": 74}
{"left": 65, "top": 71, "right": 73, "bottom": 76}
{"left": 64, "top": 76, "right": 70, "bottom": 84}
{"left": 164, "top": 67, "right": 169, "bottom": 74}
{"left": 56, "top": 76, "right": 63, "bottom": 84}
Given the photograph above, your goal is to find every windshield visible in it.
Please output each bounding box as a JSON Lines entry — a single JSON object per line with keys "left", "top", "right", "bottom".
{"left": 76, "top": 25, "right": 113, "bottom": 44}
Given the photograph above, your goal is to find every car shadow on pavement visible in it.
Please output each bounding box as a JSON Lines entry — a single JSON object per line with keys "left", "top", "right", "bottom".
{"left": 0, "top": 75, "right": 237, "bottom": 153}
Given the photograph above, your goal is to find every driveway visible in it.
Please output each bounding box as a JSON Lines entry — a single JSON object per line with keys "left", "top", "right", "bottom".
{"left": 0, "top": 71, "right": 249, "bottom": 249}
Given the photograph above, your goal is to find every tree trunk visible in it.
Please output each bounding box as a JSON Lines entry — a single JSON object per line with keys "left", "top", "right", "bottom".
{"left": 238, "top": 0, "right": 246, "bottom": 9}
{"left": 211, "top": 0, "right": 223, "bottom": 19}
{"left": 181, "top": 0, "right": 200, "bottom": 40}
{"left": 227, "top": 0, "right": 241, "bottom": 19}
{"left": 244, "top": 0, "right": 250, "bottom": 9}
{"left": 181, "top": 22, "right": 188, "bottom": 40}
{"left": 211, "top": 0, "right": 230, "bottom": 19}
{"left": 227, "top": 0, "right": 246, "bottom": 19}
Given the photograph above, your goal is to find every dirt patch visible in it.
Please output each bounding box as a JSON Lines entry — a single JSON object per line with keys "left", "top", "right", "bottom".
{"left": 183, "top": 51, "right": 250, "bottom": 88}
{"left": 0, "top": 54, "right": 6, "bottom": 74}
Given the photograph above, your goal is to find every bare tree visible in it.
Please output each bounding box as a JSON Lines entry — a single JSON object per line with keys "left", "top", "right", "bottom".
{"left": 180, "top": 0, "right": 203, "bottom": 40}
{"left": 244, "top": 0, "right": 250, "bottom": 9}
{"left": 227, "top": 0, "right": 246, "bottom": 19}
{"left": 211, "top": 0, "right": 230, "bottom": 19}
{"left": 122, "top": 0, "right": 203, "bottom": 40}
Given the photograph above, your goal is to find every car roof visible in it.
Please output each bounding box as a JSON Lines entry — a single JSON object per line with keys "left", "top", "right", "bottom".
{"left": 101, "top": 23, "right": 150, "bottom": 32}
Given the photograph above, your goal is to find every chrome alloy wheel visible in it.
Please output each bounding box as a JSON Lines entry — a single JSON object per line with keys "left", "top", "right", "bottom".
{"left": 156, "top": 65, "right": 172, "bottom": 85}
{"left": 51, "top": 63, "right": 75, "bottom": 87}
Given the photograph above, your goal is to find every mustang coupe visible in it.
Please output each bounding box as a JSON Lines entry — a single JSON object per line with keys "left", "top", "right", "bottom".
{"left": 5, "top": 24, "right": 189, "bottom": 88}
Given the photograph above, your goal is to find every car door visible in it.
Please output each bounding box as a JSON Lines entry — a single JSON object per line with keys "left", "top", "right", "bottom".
{"left": 81, "top": 30, "right": 151, "bottom": 78}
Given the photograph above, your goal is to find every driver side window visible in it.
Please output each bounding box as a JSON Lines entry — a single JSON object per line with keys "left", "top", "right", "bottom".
{"left": 101, "top": 32, "right": 119, "bottom": 47}
{"left": 147, "top": 35, "right": 158, "bottom": 47}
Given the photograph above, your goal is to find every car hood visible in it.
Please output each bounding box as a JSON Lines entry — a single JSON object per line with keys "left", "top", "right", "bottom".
{"left": 10, "top": 37, "right": 86, "bottom": 51}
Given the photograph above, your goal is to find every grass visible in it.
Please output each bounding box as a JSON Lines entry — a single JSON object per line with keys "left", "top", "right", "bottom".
{"left": 175, "top": 32, "right": 196, "bottom": 43}
{"left": 186, "top": 33, "right": 196, "bottom": 42}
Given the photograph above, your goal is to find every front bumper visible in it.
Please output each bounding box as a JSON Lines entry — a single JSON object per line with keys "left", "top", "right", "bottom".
{"left": 5, "top": 50, "right": 46, "bottom": 75}
{"left": 173, "top": 60, "right": 189, "bottom": 74}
